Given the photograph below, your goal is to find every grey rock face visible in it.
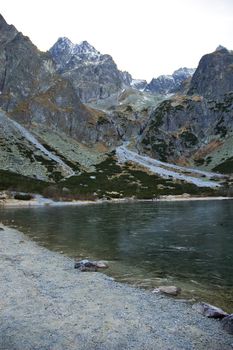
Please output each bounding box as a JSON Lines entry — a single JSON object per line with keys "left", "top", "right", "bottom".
{"left": 139, "top": 48, "right": 233, "bottom": 172}
{"left": 50, "top": 38, "right": 132, "bottom": 102}
{"left": 0, "top": 15, "right": 119, "bottom": 148}
{"left": 145, "top": 68, "right": 195, "bottom": 94}
{"left": 139, "top": 93, "right": 233, "bottom": 165}
{"left": 188, "top": 47, "right": 233, "bottom": 100}
{"left": 131, "top": 79, "right": 147, "bottom": 91}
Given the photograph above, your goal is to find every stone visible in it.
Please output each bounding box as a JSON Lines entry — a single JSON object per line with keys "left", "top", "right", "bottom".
{"left": 153, "top": 286, "right": 182, "bottom": 296}
{"left": 222, "top": 314, "right": 233, "bottom": 334}
{"left": 0, "top": 227, "right": 4, "bottom": 231}
{"left": 0, "top": 192, "right": 7, "bottom": 200}
{"left": 74, "top": 259, "right": 108, "bottom": 272}
{"left": 192, "top": 302, "right": 228, "bottom": 319}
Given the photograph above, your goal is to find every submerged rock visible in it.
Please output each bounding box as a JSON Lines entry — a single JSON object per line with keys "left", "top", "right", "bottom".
{"left": 192, "top": 302, "right": 228, "bottom": 319}
{"left": 222, "top": 314, "right": 233, "bottom": 334}
{"left": 74, "top": 259, "right": 108, "bottom": 272}
{"left": 153, "top": 286, "right": 182, "bottom": 296}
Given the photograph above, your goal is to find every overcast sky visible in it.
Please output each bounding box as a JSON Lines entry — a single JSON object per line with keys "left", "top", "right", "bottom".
{"left": 1, "top": 0, "right": 233, "bottom": 81}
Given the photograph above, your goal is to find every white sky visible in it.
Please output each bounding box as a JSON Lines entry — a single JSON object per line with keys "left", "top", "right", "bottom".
{"left": 1, "top": 0, "right": 233, "bottom": 81}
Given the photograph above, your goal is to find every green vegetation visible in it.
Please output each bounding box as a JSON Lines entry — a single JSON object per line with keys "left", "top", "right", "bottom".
{"left": 61, "top": 154, "right": 214, "bottom": 199}
{"left": 0, "top": 154, "right": 216, "bottom": 200}
{"left": 213, "top": 157, "right": 233, "bottom": 174}
{"left": 180, "top": 131, "right": 198, "bottom": 146}
{"left": 214, "top": 117, "right": 228, "bottom": 138}
{"left": 194, "top": 158, "right": 205, "bottom": 166}
{"left": 0, "top": 170, "right": 48, "bottom": 194}
{"left": 14, "top": 193, "right": 34, "bottom": 200}
{"left": 150, "top": 140, "right": 168, "bottom": 161}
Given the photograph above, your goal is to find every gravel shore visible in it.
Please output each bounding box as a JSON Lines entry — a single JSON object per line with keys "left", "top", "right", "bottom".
{"left": 0, "top": 224, "right": 232, "bottom": 350}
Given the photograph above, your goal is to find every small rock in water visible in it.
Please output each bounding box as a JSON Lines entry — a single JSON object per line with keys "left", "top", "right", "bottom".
{"left": 74, "top": 259, "right": 108, "bottom": 272}
{"left": 0, "top": 227, "right": 4, "bottom": 231}
{"left": 192, "top": 302, "right": 228, "bottom": 319}
{"left": 153, "top": 286, "right": 181, "bottom": 296}
{"left": 222, "top": 314, "right": 233, "bottom": 334}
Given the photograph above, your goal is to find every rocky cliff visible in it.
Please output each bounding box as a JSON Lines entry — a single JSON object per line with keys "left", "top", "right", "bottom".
{"left": 0, "top": 15, "right": 120, "bottom": 149}
{"left": 139, "top": 47, "right": 233, "bottom": 173}
{"left": 187, "top": 46, "right": 233, "bottom": 100}
{"left": 50, "top": 38, "right": 132, "bottom": 103}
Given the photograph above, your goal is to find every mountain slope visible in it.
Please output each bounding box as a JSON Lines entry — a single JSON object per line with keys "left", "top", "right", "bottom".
{"left": 187, "top": 46, "right": 233, "bottom": 100}
{"left": 139, "top": 47, "right": 233, "bottom": 174}
{"left": 0, "top": 15, "right": 120, "bottom": 149}
{"left": 50, "top": 38, "right": 132, "bottom": 102}
{"left": 0, "top": 109, "right": 74, "bottom": 180}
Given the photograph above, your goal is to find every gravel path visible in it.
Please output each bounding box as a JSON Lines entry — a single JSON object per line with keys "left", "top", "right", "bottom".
{"left": 0, "top": 225, "right": 232, "bottom": 350}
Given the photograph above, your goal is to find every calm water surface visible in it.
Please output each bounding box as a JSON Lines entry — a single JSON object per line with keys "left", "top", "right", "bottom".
{"left": 1, "top": 200, "right": 233, "bottom": 311}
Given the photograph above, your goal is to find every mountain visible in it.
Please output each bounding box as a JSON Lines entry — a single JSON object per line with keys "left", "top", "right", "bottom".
{"left": 0, "top": 14, "right": 122, "bottom": 184}
{"left": 187, "top": 46, "right": 233, "bottom": 100}
{"left": 138, "top": 47, "right": 233, "bottom": 174}
{"left": 50, "top": 37, "right": 132, "bottom": 102}
{"left": 131, "top": 79, "right": 147, "bottom": 91}
{"left": 0, "top": 13, "right": 232, "bottom": 199}
{"left": 0, "top": 15, "right": 120, "bottom": 148}
{"left": 145, "top": 68, "right": 195, "bottom": 94}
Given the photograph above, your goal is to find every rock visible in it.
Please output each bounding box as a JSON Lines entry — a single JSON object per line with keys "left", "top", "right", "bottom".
{"left": 145, "top": 68, "right": 195, "bottom": 94}
{"left": 50, "top": 38, "right": 132, "bottom": 103}
{"left": 0, "top": 192, "right": 7, "bottom": 200}
{"left": 222, "top": 314, "right": 233, "bottom": 334}
{"left": 0, "top": 227, "right": 4, "bottom": 231}
{"left": 153, "top": 286, "right": 182, "bottom": 296}
{"left": 187, "top": 46, "right": 233, "bottom": 100}
{"left": 74, "top": 259, "right": 108, "bottom": 272}
{"left": 192, "top": 302, "right": 228, "bottom": 319}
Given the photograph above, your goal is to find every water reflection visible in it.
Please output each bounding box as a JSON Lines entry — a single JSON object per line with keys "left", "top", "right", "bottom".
{"left": 1, "top": 200, "right": 233, "bottom": 311}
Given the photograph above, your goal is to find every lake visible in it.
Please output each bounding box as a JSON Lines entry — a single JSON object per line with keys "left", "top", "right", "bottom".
{"left": 1, "top": 200, "right": 233, "bottom": 312}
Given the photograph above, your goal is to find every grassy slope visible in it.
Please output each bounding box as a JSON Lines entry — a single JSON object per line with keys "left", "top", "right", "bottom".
{"left": 0, "top": 154, "right": 216, "bottom": 200}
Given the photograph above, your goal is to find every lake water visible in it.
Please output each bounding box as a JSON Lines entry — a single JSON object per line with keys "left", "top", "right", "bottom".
{"left": 1, "top": 200, "right": 233, "bottom": 312}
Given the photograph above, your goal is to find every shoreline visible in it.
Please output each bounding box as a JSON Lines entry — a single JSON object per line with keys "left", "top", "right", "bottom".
{"left": 0, "top": 224, "right": 232, "bottom": 349}
{"left": 0, "top": 194, "right": 232, "bottom": 208}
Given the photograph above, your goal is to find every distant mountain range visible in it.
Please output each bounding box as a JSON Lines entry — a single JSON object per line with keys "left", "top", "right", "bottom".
{"left": 0, "top": 13, "right": 232, "bottom": 199}
{"left": 145, "top": 68, "right": 196, "bottom": 94}
{"left": 49, "top": 37, "right": 196, "bottom": 101}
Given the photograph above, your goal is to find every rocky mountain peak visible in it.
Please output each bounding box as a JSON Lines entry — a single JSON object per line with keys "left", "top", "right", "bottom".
{"left": 49, "top": 37, "right": 132, "bottom": 102}
{"left": 55, "top": 37, "right": 75, "bottom": 50}
{"left": 173, "top": 67, "right": 196, "bottom": 78}
{"left": 0, "top": 13, "right": 7, "bottom": 25}
{"left": 145, "top": 67, "right": 195, "bottom": 94}
{"left": 215, "top": 45, "right": 228, "bottom": 53}
{"left": 188, "top": 46, "right": 233, "bottom": 99}
{"left": 0, "top": 13, "right": 17, "bottom": 45}
{"left": 74, "top": 40, "right": 100, "bottom": 57}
